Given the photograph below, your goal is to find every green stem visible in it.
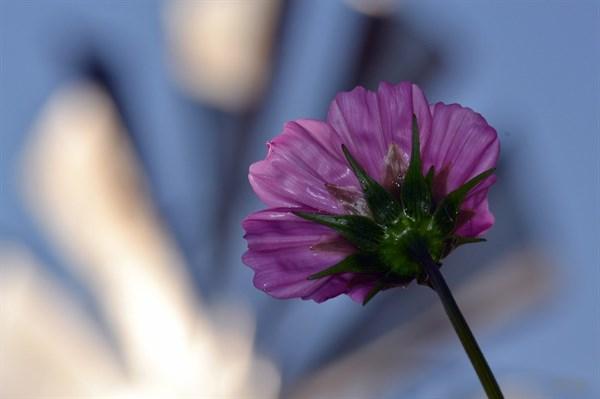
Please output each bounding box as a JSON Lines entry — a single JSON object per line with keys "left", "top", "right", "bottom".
{"left": 418, "top": 252, "right": 504, "bottom": 398}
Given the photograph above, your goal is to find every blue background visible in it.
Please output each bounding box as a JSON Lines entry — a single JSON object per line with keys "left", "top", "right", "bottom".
{"left": 1, "top": 0, "right": 598, "bottom": 397}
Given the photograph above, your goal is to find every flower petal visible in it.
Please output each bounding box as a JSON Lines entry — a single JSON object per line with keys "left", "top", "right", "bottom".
{"left": 326, "top": 81, "right": 432, "bottom": 183}
{"left": 423, "top": 103, "right": 499, "bottom": 237}
{"left": 242, "top": 208, "right": 358, "bottom": 302}
{"left": 423, "top": 103, "right": 499, "bottom": 194}
{"left": 347, "top": 280, "right": 379, "bottom": 303}
{"left": 249, "top": 120, "right": 358, "bottom": 213}
{"left": 455, "top": 175, "right": 496, "bottom": 237}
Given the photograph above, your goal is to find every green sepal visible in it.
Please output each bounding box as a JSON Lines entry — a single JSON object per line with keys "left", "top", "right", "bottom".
{"left": 308, "top": 253, "right": 377, "bottom": 280}
{"left": 401, "top": 115, "right": 432, "bottom": 219}
{"left": 425, "top": 166, "right": 435, "bottom": 190}
{"left": 293, "top": 211, "right": 383, "bottom": 251}
{"left": 341, "top": 145, "right": 402, "bottom": 225}
{"left": 433, "top": 168, "right": 495, "bottom": 235}
{"left": 453, "top": 236, "right": 486, "bottom": 247}
{"left": 425, "top": 166, "right": 436, "bottom": 213}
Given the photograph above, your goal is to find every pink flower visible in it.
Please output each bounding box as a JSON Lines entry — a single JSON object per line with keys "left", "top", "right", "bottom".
{"left": 242, "top": 82, "right": 499, "bottom": 304}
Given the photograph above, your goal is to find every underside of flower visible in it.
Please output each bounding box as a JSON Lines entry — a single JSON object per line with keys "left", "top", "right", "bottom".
{"left": 243, "top": 82, "right": 499, "bottom": 304}
{"left": 294, "top": 116, "right": 493, "bottom": 304}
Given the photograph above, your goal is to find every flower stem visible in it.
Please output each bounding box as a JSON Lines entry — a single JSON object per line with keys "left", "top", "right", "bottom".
{"left": 418, "top": 251, "right": 504, "bottom": 398}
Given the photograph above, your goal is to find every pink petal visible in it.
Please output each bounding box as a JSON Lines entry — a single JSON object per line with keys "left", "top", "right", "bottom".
{"left": 242, "top": 208, "right": 358, "bottom": 302}
{"left": 326, "top": 81, "right": 432, "bottom": 183}
{"left": 423, "top": 103, "right": 499, "bottom": 194}
{"left": 455, "top": 175, "right": 496, "bottom": 237}
{"left": 423, "top": 103, "right": 499, "bottom": 237}
{"left": 347, "top": 280, "right": 378, "bottom": 304}
{"left": 249, "top": 120, "right": 358, "bottom": 213}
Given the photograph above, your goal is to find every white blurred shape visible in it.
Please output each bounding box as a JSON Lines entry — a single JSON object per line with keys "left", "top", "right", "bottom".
{"left": 165, "top": 0, "right": 281, "bottom": 111}
{"left": 0, "top": 244, "right": 124, "bottom": 398}
{"left": 10, "top": 82, "right": 280, "bottom": 398}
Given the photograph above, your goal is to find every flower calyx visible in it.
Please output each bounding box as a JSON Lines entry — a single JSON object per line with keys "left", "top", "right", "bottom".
{"left": 294, "top": 115, "right": 494, "bottom": 304}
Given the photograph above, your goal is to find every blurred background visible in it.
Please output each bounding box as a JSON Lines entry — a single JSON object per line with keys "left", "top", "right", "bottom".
{"left": 0, "top": 1, "right": 598, "bottom": 398}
